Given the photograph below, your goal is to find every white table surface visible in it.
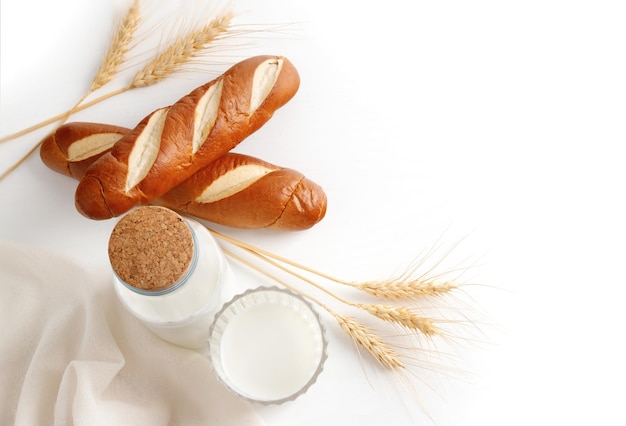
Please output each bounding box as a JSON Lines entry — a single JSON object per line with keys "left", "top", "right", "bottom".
{"left": 2, "top": 0, "right": 626, "bottom": 424}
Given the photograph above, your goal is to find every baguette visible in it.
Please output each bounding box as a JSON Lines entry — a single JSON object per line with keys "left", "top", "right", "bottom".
{"left": 75, "top": 55, "right": 300, "bottom": 220}
{"left": 155, "top": 153, "right": 327, "bottom": 230}
{"left": 40, "top": 122, "right": 326, "bottom": 230}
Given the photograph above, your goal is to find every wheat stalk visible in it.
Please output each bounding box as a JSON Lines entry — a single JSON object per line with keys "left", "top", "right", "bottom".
{"left": 207, "top": 228, "right": 462, "bottom": 301}
{"left": 221, "top": 247, "right": 406, "bottom": 370}
{"left": 0, "top": 89, "right": 127, "bottom": 147}
{"left": 209, "top": 226, "right": 444, "bottom": 340}
{"left": 0, "top": 1, "right": 141, "bottom": 145}
{"left": 0, "top": 6, "right": 234, "bottom": 183}
{"left": 0, "top": 0, "right": 141, "bottom": 182}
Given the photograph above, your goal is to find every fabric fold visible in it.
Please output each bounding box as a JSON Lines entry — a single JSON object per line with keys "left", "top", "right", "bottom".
{"left": 0, "top": 239, "right": 262, "bottom": 426}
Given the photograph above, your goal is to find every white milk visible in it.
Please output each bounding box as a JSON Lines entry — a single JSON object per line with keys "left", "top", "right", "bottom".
{"left": 209, "top": 288, "right": 327, "bottom": 403}
{"left": 112, "top": 213, "right": 228, "bottom": 349}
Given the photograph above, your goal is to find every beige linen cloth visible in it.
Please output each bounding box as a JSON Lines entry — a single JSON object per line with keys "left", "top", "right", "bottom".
{"left": 0, "top": 239, "right": 263, "bottom": 426}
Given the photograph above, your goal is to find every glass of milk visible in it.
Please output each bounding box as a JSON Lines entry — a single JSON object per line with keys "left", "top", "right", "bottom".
{"left": 109, "top": 206, "right": 229, "bottom": 349}
{"left": 207, "top": 287, "right": 328, "bottom": 404}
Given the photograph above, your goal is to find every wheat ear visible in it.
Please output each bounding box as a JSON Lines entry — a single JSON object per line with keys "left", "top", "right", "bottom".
{"left": 0, "top": 0, "right": 141, "bottom": 145}
{"left": 130, "top": 12, "right": 233, "bottom": 87}
{"left": 0, "top": 7, "right": 234, "bottom": 183}
{"left": 90, "top": 0, "right": 141, "bottom": 93}
{"left": 1, "top": 10, "right": 237, "bottom": 145}
{"left": 221, "top": 247, "right": 405, "bottom": 370}
{"left": 356, "top": 280, "right": 459, "bottom": 300}
{"left": 207, "top": 228, "right": 460, "bottom": 301}
{"left": 355, "top": 304, "right": 441, "bottom": 336}
{"left": 0, "top": 1, "right": 141, "bottom": 182}
{"left": 227, "top": 237, "right": 442, "bottom": 337}
{"left": 333, "top": 313, "right": 405, "bottom": 369}
{"left": 0, "top": 11, "right": 233, "bottom": 145}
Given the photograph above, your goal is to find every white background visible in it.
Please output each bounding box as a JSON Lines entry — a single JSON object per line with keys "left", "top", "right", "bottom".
{"left": 2, "top": 0, "right": 626, "bottom": 424}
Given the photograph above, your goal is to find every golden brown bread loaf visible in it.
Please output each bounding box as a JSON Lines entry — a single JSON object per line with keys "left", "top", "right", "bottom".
{"left": 74, "top": 55, "right": 300, "bottom": 220}
{"left": 155, "top": 153, "right": 327, "bottom": 230}
{"left": 40, "top": 122, "right": 326, "bottom": 230}
{"left": 40, "top": 122, "right": 128, "bottom": 179}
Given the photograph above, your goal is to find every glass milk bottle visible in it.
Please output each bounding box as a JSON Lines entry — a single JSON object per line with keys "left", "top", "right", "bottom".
{"left": 108, "top": 206, "right": 228, "bottom": 349}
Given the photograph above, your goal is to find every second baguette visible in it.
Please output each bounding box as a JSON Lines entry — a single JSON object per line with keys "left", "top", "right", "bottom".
{"left": 155, "top": 153, "right": 327, "bottom": 230}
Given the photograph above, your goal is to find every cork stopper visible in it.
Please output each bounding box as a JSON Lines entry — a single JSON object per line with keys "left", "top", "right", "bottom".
{"left": 108, "top": 206, "right": 194, "bottom": 291}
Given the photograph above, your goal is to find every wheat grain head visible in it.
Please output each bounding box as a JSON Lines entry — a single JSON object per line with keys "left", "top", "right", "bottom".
{"left": 356, "top": 279, "right": 459, "bottom": 300}
{"left": 131, "top": 12, "right": 233, "bottom": 88}
{"left": 356, "top": 304, "right": 441, "bottom": 337}
{"left": 333, "top": 313, "right": 405, "bottom": 370}
{"left": 90, "top": 0, "right": 141, "bottom": 92}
